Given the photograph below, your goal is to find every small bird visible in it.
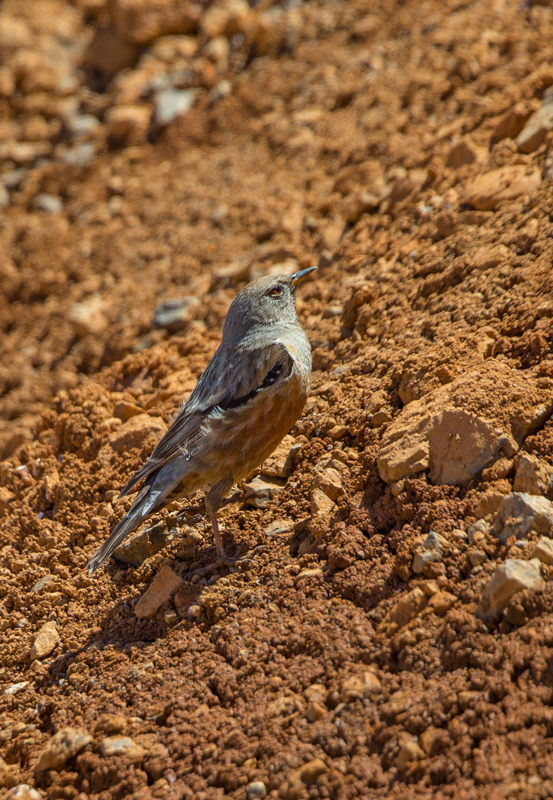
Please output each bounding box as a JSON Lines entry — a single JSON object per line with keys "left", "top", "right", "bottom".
{"left": 88, "top": 266, "right": 316, "bottom": 574}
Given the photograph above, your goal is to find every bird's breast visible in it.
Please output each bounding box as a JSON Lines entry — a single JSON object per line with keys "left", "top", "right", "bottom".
{"left": 195, "top": 358, "right": 310, "bottom": 484}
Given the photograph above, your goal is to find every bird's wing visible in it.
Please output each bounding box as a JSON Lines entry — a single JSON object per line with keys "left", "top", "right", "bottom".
{"left": 118, "top": 341, "right": 293, "bottom": 496}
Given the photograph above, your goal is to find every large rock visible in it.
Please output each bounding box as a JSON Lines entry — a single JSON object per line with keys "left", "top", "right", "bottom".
{"left": 134, "top": 564, "right": 183, "bottom": 619}
{"left": 491, "top": 104, "right": 533, "bottom": 142}
{"left": 492, "top": 492, "right": 553, "bottom": 543}
{"left": 0, "top": 755, "right": 18, "bottom": 789}
{"left": 395, "top": 733, "right": 425, "bottom": 771}
{"left": 288, "top": 758, "right": 328, "bottom": 789}
{"left": 106, "top": 104, "right": 151, "bottom": 145}
{"left": 34, "top": 728, "right": 92, "bottom": 772}
{"left": 313, "top": 466, "right": 344, "bottom": 501}
{"left": 377, "top": 361, "right": 553, "bottom": 485}
{"left": 478, "top": 558, "right": 543, "bottom": 620}
{"left": 464, "top": 165, "right": 541, "bottom": 211}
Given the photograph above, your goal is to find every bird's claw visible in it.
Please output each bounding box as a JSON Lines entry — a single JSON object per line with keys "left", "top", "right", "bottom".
{"left": 190, "top": 549, "right": 252, "bottom": 578}
{"left": 217, "top": 551, "right": 253, "bottom": 571}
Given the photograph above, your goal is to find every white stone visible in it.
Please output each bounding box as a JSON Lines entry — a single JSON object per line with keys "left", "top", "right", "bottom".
{"left": 154, "top": 88, "right": 195, "bottom": 127}
{"left": 246, "top": 781, "right": 267, "bottom": 799}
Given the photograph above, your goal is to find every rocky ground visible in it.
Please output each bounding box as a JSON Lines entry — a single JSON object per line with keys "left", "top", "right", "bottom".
{"left": 2, "top": 0, "right": 553, "bottom": 798}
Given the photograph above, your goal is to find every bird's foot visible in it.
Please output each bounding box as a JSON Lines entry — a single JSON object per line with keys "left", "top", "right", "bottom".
{"left": 217, "top": 544, "right": 253, "bottom": 571}
{"left": 192, "top": 546, "right": 252, "bottom": 578}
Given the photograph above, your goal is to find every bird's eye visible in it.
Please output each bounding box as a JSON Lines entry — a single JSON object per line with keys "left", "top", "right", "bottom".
{"left": 269, "top": 286, "right": 282, "bottom": 297}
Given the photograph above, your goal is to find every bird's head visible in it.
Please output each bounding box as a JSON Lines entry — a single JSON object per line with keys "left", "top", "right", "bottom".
{"left": 222, "top": 266, "right": 316, "bottom": 340}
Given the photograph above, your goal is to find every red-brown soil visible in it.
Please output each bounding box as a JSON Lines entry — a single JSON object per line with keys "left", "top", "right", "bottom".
{"left": 2, "top": 0, "right": 553, "bottom": 798}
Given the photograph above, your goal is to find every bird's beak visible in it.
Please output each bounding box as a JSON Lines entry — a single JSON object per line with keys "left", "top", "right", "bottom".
{"left": 290, "top": 266, "right": 317, "bottom": 287}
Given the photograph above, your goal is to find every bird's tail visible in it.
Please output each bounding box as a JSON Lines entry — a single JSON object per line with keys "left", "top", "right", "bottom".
{"left": 87, "top": 483, "right": 163, "bottom": 575}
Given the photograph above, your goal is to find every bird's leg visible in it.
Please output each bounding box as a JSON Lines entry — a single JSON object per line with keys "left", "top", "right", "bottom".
{"left": 205, "top": 476, "right": 251, "bottom": 567}
{"left": 206, "top": 499, "right": 227, "bottom": 562}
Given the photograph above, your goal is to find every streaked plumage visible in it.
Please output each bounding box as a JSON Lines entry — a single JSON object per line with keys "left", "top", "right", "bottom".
{"left": 87, "top": 267, "right": 315, "bottom": 574}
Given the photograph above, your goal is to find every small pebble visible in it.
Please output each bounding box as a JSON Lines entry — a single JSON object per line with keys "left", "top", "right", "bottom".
{"left": 246, "top": 781, "right": 267, "bottom": 799}
{"left": 35, "top": 193, "right": 63, "bottom": 213}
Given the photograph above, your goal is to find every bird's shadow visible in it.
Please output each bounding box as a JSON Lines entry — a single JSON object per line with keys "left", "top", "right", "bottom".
{"left": 44, "top": 490, "right": 304, "bottom": 689}
{"left": 42, "top": 540, "right": 236, "bottom": 694}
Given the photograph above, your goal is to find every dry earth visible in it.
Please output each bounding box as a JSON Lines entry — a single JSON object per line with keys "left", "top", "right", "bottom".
{"left": 2, "top": 0, "right": 553, "bottom": 798}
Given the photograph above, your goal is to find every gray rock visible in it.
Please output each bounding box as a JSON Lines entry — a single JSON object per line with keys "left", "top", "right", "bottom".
{"left": 4, "top": 682, "right": 28, "bottom": 695}
{"left": 412, "top": 531, "right": 447, "bottom": 574}
{"left": 154, "top": 88, "right": 195, "bottom": 128}
{"left": 478, "top": 558, "right": 543, "bottom": 620}
{"left": 35, "top": 193, "right": 63, "bottom": 213}
{"left": 152, "top": 297, "right": 200, "bottom": 333}
{"left": 59, "top": 143, "right": 96, "bottom": 168}
{"left": 492, "top": 492, "right": 553, "bottom": 543}
{"left": 114, "top": 522, "right": 175, "bottom": 567}
{"left": 247, "top": 782, "right": 267, "bottom": 799}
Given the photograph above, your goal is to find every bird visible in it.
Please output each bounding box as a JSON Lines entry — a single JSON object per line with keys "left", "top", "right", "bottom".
{"left": 87, "top": 266, "right": 316, "bottom": 575}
